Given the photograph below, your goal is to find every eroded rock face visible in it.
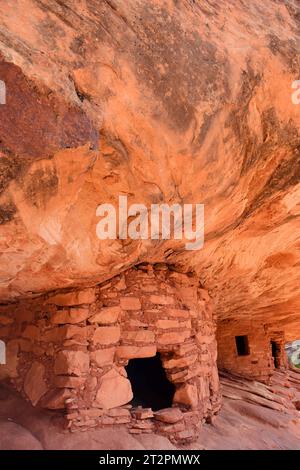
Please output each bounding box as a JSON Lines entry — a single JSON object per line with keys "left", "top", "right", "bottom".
{"left": 0, "top": 2, "right": 300, "bottom": 343}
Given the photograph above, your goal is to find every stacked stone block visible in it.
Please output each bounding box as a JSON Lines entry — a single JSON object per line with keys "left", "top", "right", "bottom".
{"left": 0, "top": 264, "right": 221, "bottom": 443}
{"left": 217, "top": 320, "right": 287, "bottom": 383}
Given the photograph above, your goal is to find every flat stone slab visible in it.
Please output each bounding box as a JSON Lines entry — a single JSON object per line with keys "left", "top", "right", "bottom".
{"left": 154, "top": 407, "right": 183, "bottom": 424}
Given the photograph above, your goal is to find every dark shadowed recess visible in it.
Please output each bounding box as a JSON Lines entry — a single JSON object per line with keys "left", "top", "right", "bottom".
{"left": 126, "top": 353, "right": 175, "bottom": 411}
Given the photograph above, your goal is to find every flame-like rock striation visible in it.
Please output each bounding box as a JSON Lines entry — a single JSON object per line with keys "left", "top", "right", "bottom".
{"left": 0, "top": 0, "right": 300, "bottom": 343}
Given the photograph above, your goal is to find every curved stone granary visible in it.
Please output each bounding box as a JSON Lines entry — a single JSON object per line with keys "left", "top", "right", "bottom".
{"left": 0, "top": 264, "right": 220, "bottom": 443}
{"left": 0, "top": 0, "right": 300, "bottom": 448}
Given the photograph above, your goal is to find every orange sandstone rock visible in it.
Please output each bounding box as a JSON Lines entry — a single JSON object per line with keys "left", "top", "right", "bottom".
{"left": 95, "top": 369, "right": 133, "bottom": 409}
{"left": 54, "top": 350, "right": 89, "bottom": 377}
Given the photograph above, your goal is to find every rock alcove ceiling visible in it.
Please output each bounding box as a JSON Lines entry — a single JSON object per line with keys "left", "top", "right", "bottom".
{"left": 0, "top": 0, "right": 300, "bottom": 343}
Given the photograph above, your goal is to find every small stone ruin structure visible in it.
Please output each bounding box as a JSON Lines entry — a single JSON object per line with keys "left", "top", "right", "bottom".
{"left": 217, "top": 320, "right": 288, "bottom": 383}
{"left": 0, "top": 264, "right": 221, "bottom": 443}
{"left": 0, "top": 263, "right": 291, "bottom": 443}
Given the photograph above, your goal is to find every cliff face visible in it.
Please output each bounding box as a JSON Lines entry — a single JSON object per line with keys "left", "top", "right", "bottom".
{"left": 0, "top": 0, "right": 300, "bottom": 340}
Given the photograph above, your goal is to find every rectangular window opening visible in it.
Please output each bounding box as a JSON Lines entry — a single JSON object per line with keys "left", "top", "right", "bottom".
{"left": 235, "top": 335, "right": 250, "bottom": 356}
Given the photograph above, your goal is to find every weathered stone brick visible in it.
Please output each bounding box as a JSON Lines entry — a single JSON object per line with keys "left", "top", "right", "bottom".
{"left": 167, "top": 308, "right": 190, "bottom": 319}
{"left": 156, "top": 319, "right": 181, "bottom": 329}
{"left": 163, "top": 354, "right": 198, "bottom": 369}
{"left": 41, "top": 326, "right": 68, "bottom": 342}
{"left": 65, "top": 325, "right": 88, "bottom": 340}
{"left": 178, "top": 287, "right": 197, "bottom": 299}
{"left": 92, "top": 326, "right": 121, "bottom": 345}
{"left": 94, "top": 368, "right": 133, "bottom": 409}
{"left": 88, "top": 306, "right": 120, "bottom": 324}
{"left": 54, "top": 350, "right": 89, "bottom": 376}
{"left": 120, "top": 297, "right": 141, "bottom": 310}
{"left": 115, "top": 345, "right": 157, "bottom": 359}
{"left": 80, "top": 408, "right": 104, "bottom": 418}
{"left": 101, "top": 416, "right": 116, "bottom": 425}
{"left": 157, "top": 331, "right": 190, "bottom": 345}
{"left": 51, "top": 308, "right": 89, "bottom": 324}
{"left": 175, "top": 339, "right": 198, "bottom": 356}
{"left": 107, "top": 408, "right": 131, "bottom": 418}
{"left": 90, "top": 347, "right": 115, "bottom": 366}
{"left": 154, "top": 407, "right": 183, "bottom": 423}
{"left": 123, "top": 330, "right": 155, "bottom": 343}
{"left": 173, "top": 383, "right": 198, "bottom": 408}
{"left": 170, "top": 364, "right": 201, "bottom": 383}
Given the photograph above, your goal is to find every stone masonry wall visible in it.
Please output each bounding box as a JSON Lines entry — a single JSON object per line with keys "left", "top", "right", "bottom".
{"left": 217, "top": 320, "right": 288, "bottom": 383}
{"left": 268, "top": 329, "right": 289, "bottom": 370}
{"left": 0, "top": 264, "right": 221, "bottom": 443}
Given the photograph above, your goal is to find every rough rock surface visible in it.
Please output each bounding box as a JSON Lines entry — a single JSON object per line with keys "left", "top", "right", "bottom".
{"left": 0, "top": 0, "right": 299, "bottom": 343}
{"left": 0, "top": 370, "right": 299, "bottom": 450}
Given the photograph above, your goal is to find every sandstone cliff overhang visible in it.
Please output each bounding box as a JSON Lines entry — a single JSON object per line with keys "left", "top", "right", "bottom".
{"left": 0, "top": 0, "right": 299, "bottom": 343}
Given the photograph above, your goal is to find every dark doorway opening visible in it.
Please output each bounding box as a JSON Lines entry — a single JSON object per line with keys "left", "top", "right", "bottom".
{"left": 235, "top": 335, "right": 250, "bottom": 356}
{"left": 125, "top": 353, "right": 175, "bottom": 411}
{"left": 271, "top": 341, "right": 280, "bottom": 368}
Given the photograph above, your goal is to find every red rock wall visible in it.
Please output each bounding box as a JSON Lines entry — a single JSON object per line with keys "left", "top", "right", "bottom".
{"left": 0, "top": 264, "right": 220, "bottom": 443}
{"left": 217, "top": 320, "right": 288, "bottom": 383}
